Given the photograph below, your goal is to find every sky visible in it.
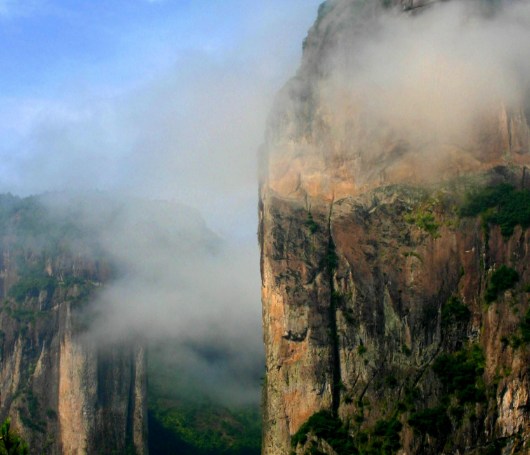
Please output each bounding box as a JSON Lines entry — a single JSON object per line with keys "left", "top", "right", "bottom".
{"left": 0, "top": 0, "right": 321, "bottom": 236}
{"left": 3, "top": 0, "right": 530, "bottom": 409}
{"left": 0, "top": 0, "right": 322, "bottom": 406}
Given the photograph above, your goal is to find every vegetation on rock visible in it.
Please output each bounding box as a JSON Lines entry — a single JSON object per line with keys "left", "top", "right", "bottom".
{"left": 433, "top": 344, "right": 485, "bottom": 404}
{"left": 148, "top": 347, "right": 261, "bottom": 455}
{"left": 442, "top": 295, "right": 471, "bottom": 326}
{"left": 0, "top": 419, "right": 29, "bottom": 455}
{"left": 459, "top": 183, "right": 530, "bottom": 236}
{"left": 408, "top": 406, "right": 451, "bottom": 437}
{"left": 306, "top": 211, "right": 318, "bottom": 234}
{"left": 291, "top": 411, "right": 403, "bottom": 455}
{"left": 484, "top": 265, "right": 519, "bottom": 304}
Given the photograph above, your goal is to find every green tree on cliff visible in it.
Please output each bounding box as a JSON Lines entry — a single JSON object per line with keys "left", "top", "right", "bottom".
{"left": 0, "top": 419, "right": 29, "bottom": 455}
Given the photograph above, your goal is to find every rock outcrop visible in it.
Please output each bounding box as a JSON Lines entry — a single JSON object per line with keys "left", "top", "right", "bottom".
{"left": 0, "top": 195, "right": 148, "bottom": 455}
{"left": 259, "top": 1, "right": 530, "bottom": 454}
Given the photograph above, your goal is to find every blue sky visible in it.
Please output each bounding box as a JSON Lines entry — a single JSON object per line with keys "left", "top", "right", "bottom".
{"left": 0, "top": 0, "right": 323, "bottom": 402}
{"left": 0, "top": 0, "right": 321, "bottom": 236}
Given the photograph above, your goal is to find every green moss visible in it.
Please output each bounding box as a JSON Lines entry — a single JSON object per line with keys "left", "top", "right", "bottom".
{"left": 485, "top": 265, "right": 519, "bottom": 303}
{"left": 459, "top": 183, "right": 530, "bottom": 237}
{"left": 357, "top": 345, "right": 367, "bottom": 356}
{"left": 442, "top": 295, "right": 471, "bottom": 326}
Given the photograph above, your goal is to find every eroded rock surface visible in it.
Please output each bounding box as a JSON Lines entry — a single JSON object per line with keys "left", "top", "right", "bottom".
{"left": 260, "top": 1, "right": 530, "bottom": 454}
{"left": 0, "top": 201, "right": 148, "bottom": 455}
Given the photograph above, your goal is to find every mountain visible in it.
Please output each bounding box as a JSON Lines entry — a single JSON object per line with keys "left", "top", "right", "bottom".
{"left": 0, "top": 192, "right": 261, "bottom": 455}
{"left": 0, "top": 193, "right": 148, "bottom": 455}
{"left": 259, "top": 1, "right": 530, "bottom": 454}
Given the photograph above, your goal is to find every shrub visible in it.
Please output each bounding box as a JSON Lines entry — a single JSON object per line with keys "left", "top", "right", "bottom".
{"left": 416, "top": 213, "right": 441, "bottom": 236}
{"left": 384, "top": 375, "right": 398, "bottom": 388}
{"left": 408, "top": 406, "right": 451, "bottom": 437}
{"left": 401, "top": 251, "right": 422, "bottom": 262}
{"left": 459, "top": 183, "right": 530, "bottom": 237}
{"left": 432, "top": 344, "right": 485, "bottom": 404}
{"left": 315, "top": 1, "right": 336, "bottom": 31}
{"left": 292, "top": 413, "right": 403, "bottom": 455}
{"left": 326, "top": 241, "right": 338, "bottom": 272}
{"left": 370, "top": 419, "right": 403, "bottom": 454}
{"left": 442, "top": 296, "right": 471, "bottom": 326}
{"left": 0, "top": 418, "right": 29, "bottom": 454}
{"left": 306, "top": 211, "right": 318, "bottom": 234}
{"left": 485, "top": 265, "right": 519, "bottom": 303}
{"left": 62, "top": 276, "right": 87, "bottom": 287}
{"left": 8, "top": 275, "right": 57, "bottom": 303}
{"left": 290, "top": 411, "right": 356, "bottom": 455}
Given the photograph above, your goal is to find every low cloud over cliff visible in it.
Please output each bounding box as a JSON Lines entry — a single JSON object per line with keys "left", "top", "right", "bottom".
{"left": 318, "top": 0, "right": 530, "bottom": 153}
{"left": 0, "top": 0, "right": 321, "bottom": 406}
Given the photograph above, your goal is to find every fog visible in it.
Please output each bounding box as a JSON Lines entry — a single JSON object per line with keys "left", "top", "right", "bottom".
{"left": 317, "top": 0, "right": 530, "bottom": 159}
{"left": 3, "top": 0, "right": 530, "bottom": 408}
{"left": 38, "top": 191, "right": 261, "bottom": 405}
{"left": 0, "top": 0, "right": 321, "bottom": 406}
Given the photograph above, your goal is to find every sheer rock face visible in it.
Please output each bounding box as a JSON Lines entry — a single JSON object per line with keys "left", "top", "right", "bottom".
{"left": 260, "top": 0, "right": 530, "bottom": 203}
{"left": 259, "top": 1, "right": 530, "bottom": 454}
{"left": 0, "top": 252, "right": 148, "bottom": 455}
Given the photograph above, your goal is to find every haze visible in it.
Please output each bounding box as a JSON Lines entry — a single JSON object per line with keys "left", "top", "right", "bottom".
{"left": 3, "top": 0, "right": 530, "bottom": 407}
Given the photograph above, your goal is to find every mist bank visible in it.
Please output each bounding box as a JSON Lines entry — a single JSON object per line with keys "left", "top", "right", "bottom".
{"left": 1, "top": 191, "right": 263, "bottom": 406}
{"left": 263, "top": 0, "right": 530, "bottom": 200}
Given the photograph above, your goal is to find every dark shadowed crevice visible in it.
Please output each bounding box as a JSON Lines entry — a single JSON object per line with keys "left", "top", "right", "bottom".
{"left": 327, "top": 201, "right": 342, "bottom": 416}
{"left": 125, "top": 350, "right": 137, "bottom": 453}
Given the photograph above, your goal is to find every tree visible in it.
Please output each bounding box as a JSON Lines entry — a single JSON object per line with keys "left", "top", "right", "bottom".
{"left": 0, "top": 419, "right": 29, "bottom": 455}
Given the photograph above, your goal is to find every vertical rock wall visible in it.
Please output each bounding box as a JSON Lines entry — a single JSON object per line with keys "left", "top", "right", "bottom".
{"left": 0, "top": 251, "right": 148, "bottom": 455}
{"left": 260, "top": 1, "right": 530, "bottom": 454}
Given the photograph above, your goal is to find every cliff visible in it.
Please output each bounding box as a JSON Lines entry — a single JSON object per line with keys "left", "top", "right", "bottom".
{"left": 0, "top": 194, "right": 148, "bottom": 455}
{"left": 259, "top": 1, "right": 530, "bottom": 454}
